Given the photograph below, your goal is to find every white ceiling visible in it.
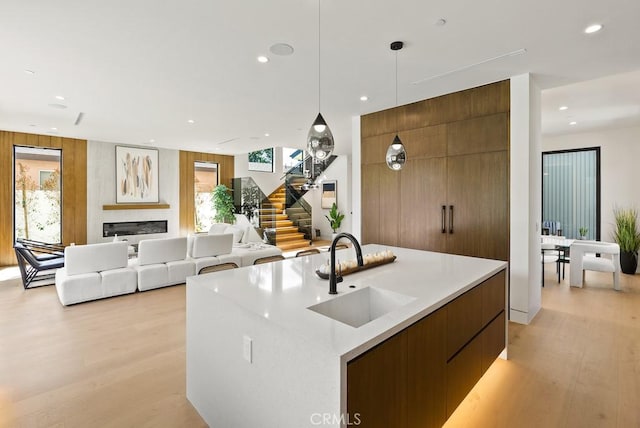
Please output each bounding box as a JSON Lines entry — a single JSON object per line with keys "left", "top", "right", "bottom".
{"left": 1, "top": 0, "right": 639, "bottom": 155}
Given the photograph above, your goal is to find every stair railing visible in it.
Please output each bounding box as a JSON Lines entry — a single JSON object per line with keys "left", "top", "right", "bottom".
{"left": 232, "top": 177, "right": 276, "bottom": 245}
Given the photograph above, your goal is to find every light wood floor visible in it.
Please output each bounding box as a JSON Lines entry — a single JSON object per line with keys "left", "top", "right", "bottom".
{"left": 1, "top": 264, "right": 638, "bottom": 428}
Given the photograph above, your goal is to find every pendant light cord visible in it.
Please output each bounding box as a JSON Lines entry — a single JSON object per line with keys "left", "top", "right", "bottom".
{"left": 395, "top": 49, "right": 398, "bottom": 107}
{"left": 318, "top": 0, "right": 321, "bottom": 113}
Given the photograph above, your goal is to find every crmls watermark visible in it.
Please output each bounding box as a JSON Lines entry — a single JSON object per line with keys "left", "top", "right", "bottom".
{"left": 310, "top": 413, "right": 362, "bottom": 426}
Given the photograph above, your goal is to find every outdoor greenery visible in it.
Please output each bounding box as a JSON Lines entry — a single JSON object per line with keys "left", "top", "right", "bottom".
{"left": 325, "top": 202, "right": 345, "bottom": 233}
{"left": 241, "top": 185, "right": 261, "bottom": 225}
{"left": 212, "top": 185, "right": 236, "bottom": 224}
{"left": 248, "top": 148, "right": 273, "bottom": 164}
{"left": 612, "top": 207, "right": 640, "bottom": 254}
{"left": 15, "top": 162, "right": 61, "bottom": 242}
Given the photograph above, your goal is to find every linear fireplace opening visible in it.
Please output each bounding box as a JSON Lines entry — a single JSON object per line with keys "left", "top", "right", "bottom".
{"left": 103, "top": 220, "right": 168, "bottom": 237}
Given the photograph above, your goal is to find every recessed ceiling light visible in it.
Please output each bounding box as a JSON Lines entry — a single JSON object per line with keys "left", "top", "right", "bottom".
{"left": 149, "top": 139, "right": 155, "bottom": 143}
{"left": 24, "top": 69, "right": 35, "bottom": 75}
{"left": 569, "top": 121, "right": 577, "bottom": 125}
{"left": 187, "top": 119, "right": 195, "bottom": 124}
{"left": 559, "top": 106, "right": 568, "bottom": 111}
{"left": 360, "top": 96, "right": 369, "bottom": 101}
{"left": 29, "top": 124, "right": 36, "bottom": 127}
{"left": 48, "top": 103, "right": 67, "bottom": 109}
{"left": 584, "top": 24, "right": 603, "bottom": 34}
{"left": 435, "top": 18, "right": 447, "bottom": 26}
{"left": 257, "top": 56, "right": 269, "bottom": 63}
{"left": 55, "top": 95, "right": 65, "bottom": 101}
{"left": 264, "top": 133, "right": 270, "bottom": 137}
{"left": 50, "top": 127, "right": 58, "bottom": 131}
{"left": 269, "top": 43, "right": 295, "bottom": 56}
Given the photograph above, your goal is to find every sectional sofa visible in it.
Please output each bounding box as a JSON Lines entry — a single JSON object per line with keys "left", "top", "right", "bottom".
{"left": 54, "top": 225, "right": 283, "bottom": 306}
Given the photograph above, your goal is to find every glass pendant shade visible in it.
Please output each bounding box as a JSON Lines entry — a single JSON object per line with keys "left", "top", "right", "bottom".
{"left": 386, "top": 135, "right": 406, "bottom": 170}
{"left": 307, "top": 113, "right": 334, "bottom": 160}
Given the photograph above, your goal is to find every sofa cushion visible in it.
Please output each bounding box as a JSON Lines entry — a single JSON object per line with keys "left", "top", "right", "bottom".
{"left": 138, "top": 237, "right": 188, "bottom": 266}
{"left": 167, "top": 260, "right": 195, "bottom": 284}
{"left": 55, "top": 268, "right": 102, "bottom": 305}
{"left": 100, "top": 268, "right": 138, "bottom": 297}
{"left": 135, "top": 264, "right": 169, "bottom": 291}
{"left": 192, "top": 234, "right": 233, "bottom": 258}
{"left": 224, "top": 225, "right": 245, "bottom": 243}
{"left": 208, "top": 223, "right": 229, "bottom": 234}
{"left": 65, "top": 242, "right": 129, "bottom": 276}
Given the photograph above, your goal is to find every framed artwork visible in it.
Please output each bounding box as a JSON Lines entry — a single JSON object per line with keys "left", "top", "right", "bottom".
{"left": 321, "top": 180, "right": 337, "bottom": 209}
{"left": 248, "top": 148, "right": 274, "bottom": 172}
{"left": 115, "top": 146, "right": 159, "bottom": 203}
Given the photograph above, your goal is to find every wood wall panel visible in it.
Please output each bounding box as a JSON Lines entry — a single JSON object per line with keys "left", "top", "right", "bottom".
{"left": 178, "top": 150, "right": 234, "bottom": 235}
{"left": 398, "top": 125, "right": 447, "bottom": 160}
{"left": 360, "top": 80, "right": 510, "bottom": 258}
{"left": 378, "top": 165, "right": 400, "bottom": 246}
{"left": 447, "top": 113, "right": 508, "bottom": 156}
{"left": 0, "top": 131, "right": 87, "bottom": 266}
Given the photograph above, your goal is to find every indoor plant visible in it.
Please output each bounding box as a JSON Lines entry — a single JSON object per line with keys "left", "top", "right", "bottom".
{"left": 578, "top": 226, "right": 588, "bottom": 239}
{"left": 325, "top": 202, "right": 345, "bottom": 237}
{"left": 612, "top": 207, "right": 640, "bottom": 274}
{"left": 212, "top": 184, "right": 236, "bottom": 224}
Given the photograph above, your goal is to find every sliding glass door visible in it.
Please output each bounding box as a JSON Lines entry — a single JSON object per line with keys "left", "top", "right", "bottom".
{"left": 542, "top": 147, "right": 600, "bottom": 240}
{"left": 14, "top": 146, "right": 62, "bottom": 243}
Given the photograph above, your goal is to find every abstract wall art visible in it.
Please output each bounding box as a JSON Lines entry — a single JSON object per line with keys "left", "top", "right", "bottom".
{"left": 115, "top": 146, "right": 159, "bottom": 203}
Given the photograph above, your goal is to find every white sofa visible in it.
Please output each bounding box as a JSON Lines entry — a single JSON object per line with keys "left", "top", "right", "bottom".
{"left": 55, "top": 242, "right": 137, "bottom": 306}
{"left": 189, "top": 233, "right": 241, "bottom": 273}
{"left": 208, "top": 222, "right": 283, "bottom": 266}
{"left": 133, "top": 237, "right": 195, "bottom": 291}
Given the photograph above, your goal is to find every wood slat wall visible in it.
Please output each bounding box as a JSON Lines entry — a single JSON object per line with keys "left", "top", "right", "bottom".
{"left": 0, "top": 131, "right": 87, "bottom": 266}
{"left": 178, "top": 150, "right": 234, "bottom": 235}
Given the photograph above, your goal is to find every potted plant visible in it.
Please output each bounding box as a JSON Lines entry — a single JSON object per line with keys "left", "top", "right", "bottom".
{"left": 578, "top": 226, "right": 588, "bottom": 239}
{"left": 325, "top": 202, "right": 345, "bottom": 239}
{"left": 612, "top": 207, "right": 640, "bottom": 274}
{"left": 212, "top": 185, "right": 236, "bottom": 224}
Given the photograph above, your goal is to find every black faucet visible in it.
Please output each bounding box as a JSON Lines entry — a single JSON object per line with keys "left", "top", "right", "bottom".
{"left": 329, "top": 233, "right": 364, "bottom": 294}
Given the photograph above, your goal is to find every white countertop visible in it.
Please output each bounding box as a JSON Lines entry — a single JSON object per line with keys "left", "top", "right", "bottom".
{"left": 187, "top": 244, "right": 507, "bottom": 361}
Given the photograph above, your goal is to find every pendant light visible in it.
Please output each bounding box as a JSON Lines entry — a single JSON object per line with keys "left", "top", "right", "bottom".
{"left": 386, "top": 41, "right": 406, "bottom": 171}
{"left": 307, "top": 0, "right": 334, "bottom": 161}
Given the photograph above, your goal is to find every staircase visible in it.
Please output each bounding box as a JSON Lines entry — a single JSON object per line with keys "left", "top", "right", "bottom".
{"left": 261, "top": 185, "right": 310, "bottom": 251}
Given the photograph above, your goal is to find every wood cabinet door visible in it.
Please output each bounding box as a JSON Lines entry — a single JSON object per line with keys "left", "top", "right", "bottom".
{"left": 361, "top": 164, "right": 381, "bottom": 245}
{"left": 446, "top": 151, "right": 508, "bottom": 260}
{"left": 400, "top": 157, "right": 447, "bottom": 252}
{"left": 347, "top": 331, "right": 408, "bottom": 428}
{"left": 407, "top": 308, "right": 447, "bottom": 428}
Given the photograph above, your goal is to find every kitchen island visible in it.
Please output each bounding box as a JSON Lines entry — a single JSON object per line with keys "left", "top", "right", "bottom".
{"left": 186, "top": 244, "right": 507, "bottom": 428}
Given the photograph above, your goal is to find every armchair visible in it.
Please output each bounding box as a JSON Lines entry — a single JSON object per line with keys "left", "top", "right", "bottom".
{"left": 569, "top": 241, "right": 621, "bottom": 290}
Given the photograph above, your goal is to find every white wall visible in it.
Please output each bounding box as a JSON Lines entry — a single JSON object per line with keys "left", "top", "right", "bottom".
{"left": 233, "top": 147, "right": 284, "bottom": 197}
{"left": 509, "top": 73, "right": 542, "bottom": 325}
{"left": 86, "top": 141, "right": 180, "bottom": 244}
{"left": 543, "top": 125, "right": 640, "bottom": 242}
{"left": 303, "top": 156, "right": 352, "bottom": 240}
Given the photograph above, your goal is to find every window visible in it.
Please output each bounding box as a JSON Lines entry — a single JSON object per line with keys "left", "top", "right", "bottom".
{"left": 542, "top": 147, "right": 600, "bottom": 240}
{"left": 283, "top": 147, "right": 304, "bottom": 173}
{"left": 194, "top": 161, "right": 218, "bottom": 232}
{"left": 14, "top": 146, "right": 62, "bottom": 243}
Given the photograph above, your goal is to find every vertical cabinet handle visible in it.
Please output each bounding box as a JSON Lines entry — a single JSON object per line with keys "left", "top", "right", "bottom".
{"left": 449, "top": 205, "right": 454, "bottom": 234}
{"left": 441, "top": 205, "right": 446, "bottom": 233}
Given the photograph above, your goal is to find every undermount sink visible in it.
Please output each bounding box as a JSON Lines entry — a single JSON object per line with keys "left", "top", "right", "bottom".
{"left": 308, "top": 286, "right": 416, "bottom": 328}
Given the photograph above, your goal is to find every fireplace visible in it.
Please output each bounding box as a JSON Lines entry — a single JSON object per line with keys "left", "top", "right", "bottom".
{"left": 103, "top": 220, "right": 168, "bottom": 237}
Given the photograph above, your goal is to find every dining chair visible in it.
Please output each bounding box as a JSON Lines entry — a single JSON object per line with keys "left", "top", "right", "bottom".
{"left": 253, "top": 255, "right": 285, "bottom": 265}
{"left": 296, "top": 249, "right": 320, "bottom": 257}
{"left": 541, "top": 243, "right": 561, "bottom": 287}
{"left": 569, "top": 241, "right": 620, "bottom": 290}
{"left": 198, "top": 262, "right": 239, "bottom": 274}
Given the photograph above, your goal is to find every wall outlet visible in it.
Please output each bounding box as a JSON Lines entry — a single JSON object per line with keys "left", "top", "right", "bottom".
{"left": 243, "top": 335, "right": 252, "bottom": 363}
